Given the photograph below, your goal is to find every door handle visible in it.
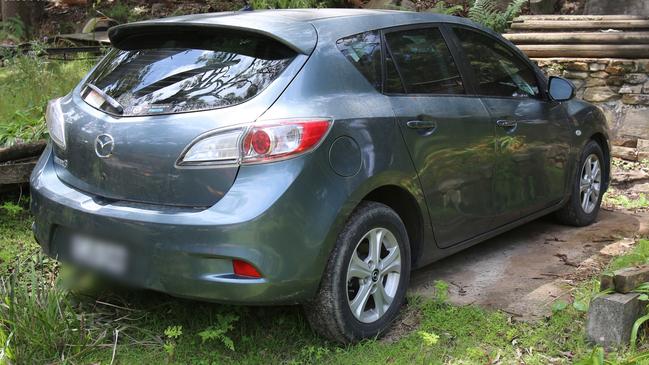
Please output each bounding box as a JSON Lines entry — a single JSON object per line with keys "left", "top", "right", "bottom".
{"left": 496, "top": 120, "right": 517, "bottom": 128}
{"left": 407, "top": 120, "right": 437, "bottom": 129}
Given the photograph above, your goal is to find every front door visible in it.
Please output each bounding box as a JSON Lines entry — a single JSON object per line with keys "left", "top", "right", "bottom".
{"left": 383, "top": 26, "right": 497, "bottom": 248}
{"left": 451, "top": 27, "right": 573, "bottom": 223}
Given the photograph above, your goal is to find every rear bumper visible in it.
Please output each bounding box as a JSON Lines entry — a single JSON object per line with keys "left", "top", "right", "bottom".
{"left": 30, "top": 145, "right": 341, "bottom": 304}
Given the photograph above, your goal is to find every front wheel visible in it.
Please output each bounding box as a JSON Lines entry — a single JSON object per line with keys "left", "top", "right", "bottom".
{"left": 556, "top": 140, "right": 605, "bottom": 226}
{"left": 304, "top": 201, "right": 411, "bottom": 343}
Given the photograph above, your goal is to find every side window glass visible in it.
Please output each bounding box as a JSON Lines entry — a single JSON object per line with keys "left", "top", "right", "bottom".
{"left": 384, "top": 27, "right": 464, "bottom": 95}
{"left": 454, "top": 28, "right": 540, "bottom": 98}
{"left": 336, "top": 31, "right": 382, "bottom": 91}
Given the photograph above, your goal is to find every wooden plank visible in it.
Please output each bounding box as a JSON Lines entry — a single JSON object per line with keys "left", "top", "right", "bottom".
{"left": 504, "top": 32, "right": 649, "bottom": 44}
{"left": 54, "top": 31, "right": 110, "bottom": 45}
{"left": 0, "top": 161, "right": 36, "bottom": 185}
{"left": 514, "top": 15, "right": 648, "bottom": 22}
{"left": 0, "top": 140, "right": 45, "bottom": 163}
{"left": 516, "top": 44, "right": 649, "bottom": 58}
{"left": 511, "top": 20, "right": 649, "bottom": 31}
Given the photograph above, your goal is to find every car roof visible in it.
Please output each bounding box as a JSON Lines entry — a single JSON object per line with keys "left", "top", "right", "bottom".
{"left": 108, "top": 9, "right": 472, "bottom": 55}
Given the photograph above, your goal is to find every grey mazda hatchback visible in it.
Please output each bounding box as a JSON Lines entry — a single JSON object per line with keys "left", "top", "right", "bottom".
{"left": 31, "top": 9, "right": 610, "bottom": 342}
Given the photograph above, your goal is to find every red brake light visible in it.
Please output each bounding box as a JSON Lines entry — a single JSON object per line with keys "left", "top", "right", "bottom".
{"left": 242, "top": 119, "right": 332, "bottom": 163}
{"left": 233, "top": 259, "right": 262, "bottom": 278}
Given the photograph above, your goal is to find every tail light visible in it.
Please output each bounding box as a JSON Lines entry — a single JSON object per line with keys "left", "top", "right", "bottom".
{"left": 46, "top": 98, "right": 66, "bottom": 149}
{"left": 178, "top": 119, "right": 332, "bottom": 166}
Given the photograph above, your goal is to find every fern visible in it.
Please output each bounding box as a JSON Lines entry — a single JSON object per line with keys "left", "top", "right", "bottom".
{"left": 469, "top": 0, "right": 526, "bottom": 32}
{"left": 424, "top": 1, "right": 465, "bottom": 15}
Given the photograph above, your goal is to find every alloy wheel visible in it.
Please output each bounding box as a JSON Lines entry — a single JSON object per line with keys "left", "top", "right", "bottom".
{"left": 346, "top": 227, "right": 402, "bottom": 323}
{"left": 579, "top": 154, "right": 602, "bottom": 214}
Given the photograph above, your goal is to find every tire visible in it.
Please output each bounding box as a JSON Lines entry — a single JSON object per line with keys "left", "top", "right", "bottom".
{"left": 304, "top": 201, "right": 411, "bottom": 343}
{"left": 555, "top": 140, "right": 605, "bottom": 226}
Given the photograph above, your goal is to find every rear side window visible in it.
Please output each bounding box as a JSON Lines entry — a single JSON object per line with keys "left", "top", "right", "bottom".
{"left": 453, "top": 27, "right": 540, "bottom": 98}
{"left": 82, "top": 31, "right": 295, "bottom": 116}
{"left": 336, "top": 31, "right": 382, "bottom": 91}
{"left": 384, "top": 27, "right": 464, "bottom": 95}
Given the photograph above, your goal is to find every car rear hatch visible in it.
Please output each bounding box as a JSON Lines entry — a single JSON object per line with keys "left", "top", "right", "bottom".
{"left": 53, "top": 18, "right": 315, "bottom": 207}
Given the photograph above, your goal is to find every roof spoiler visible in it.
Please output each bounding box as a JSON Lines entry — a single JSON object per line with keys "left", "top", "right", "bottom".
{"left": 108, "top": 19, "right": 317, "bottom": 55}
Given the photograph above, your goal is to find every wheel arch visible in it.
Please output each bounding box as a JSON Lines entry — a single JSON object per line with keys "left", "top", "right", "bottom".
{"left": 361, "top": 185, "right": 425, "bottom": 268}
{"left": 589, "top": 132, "right": 611, "bottom": 190}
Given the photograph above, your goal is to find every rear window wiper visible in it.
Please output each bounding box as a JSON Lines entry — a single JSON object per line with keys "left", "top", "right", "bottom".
{"left": 84, "top": 83, "right": 124, "bottom": 115}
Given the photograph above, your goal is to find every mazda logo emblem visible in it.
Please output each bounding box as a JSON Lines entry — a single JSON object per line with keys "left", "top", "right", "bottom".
{"left": 95, "top": 134, "right": 115, "bottom": 158}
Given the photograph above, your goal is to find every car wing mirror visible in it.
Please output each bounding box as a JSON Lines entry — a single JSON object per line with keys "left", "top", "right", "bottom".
{"left": 548, "top": 76, "right": 576, "bottom": 102}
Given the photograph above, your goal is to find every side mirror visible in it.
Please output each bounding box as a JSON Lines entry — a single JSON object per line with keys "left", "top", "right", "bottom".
{"left": 548, "top": 76, "right": 576, "bottom": 102}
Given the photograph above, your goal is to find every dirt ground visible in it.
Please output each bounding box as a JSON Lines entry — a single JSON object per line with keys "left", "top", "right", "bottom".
{"left": 409, "top": 209, "right": 649, "bottom": 320}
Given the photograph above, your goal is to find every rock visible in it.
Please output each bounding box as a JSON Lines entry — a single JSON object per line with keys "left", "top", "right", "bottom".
{"left": 614, "top": 138, "right": 638, "bottom": 148}
{"left": 625, "top": 73, "right": 649, "bottom": 85}
{"left": 606, "top": 66, "right": 626, "bottom": 76}
{"left": 600, "top": 273, "right": 615, "bottom": 291}
{"left": 563, "top": 71, "right": 589, "bottom": 79}
{"left": 591, "top": 71, "right": 610, "bottom": 79}
{"left": 571, "top": 79, "right": 586, "bottom": 90}
{"left": 613, "top": 169, "right": 649, "bottom": 184}
{"left": 622, "top": 94, "right": 649, "bottom": 105}
{"left": 529, "top": 0, "right": 556, "bottom": 14}
{"left": 584, "top": 87, "right": 621, "bottom": 102}
{"left": 612, "top": 146, "right": 638, "bottom": 161}
{"left": 614, "top": 265, "right": 649, "bottom": 293}
{"left": 630, "top": 181, "right": 649, "bottom": 192}
{"left": 638, "top": 139, "right": 649, "bottom": 152}
{"left": 640, "top": 152, "right": 649, "bottom": 163}
{"left": 586, "top": 78, "right": 607, "bottom": 87}
{"left": 585, "top": 0, "right": 649, "bottom": 15}
{"left": 587, "top": 293, "right": 643, "bottom": 348}
{"left": 620, "top": 109, "right": 649, "bottom": 140}
{"left": 643, "top": 81, "right": 649, "bottom": 94}
{"left": 590, "top": 63, "right": 607, "bottom": 72}
{"left": 619, "top": 84, "right": 644, "bottom": 94}
{"left": 607, "top": 76, "right": 625, "bottom": 86}
{"left": 566, "top": 62, "right": 589, "bottom": 72}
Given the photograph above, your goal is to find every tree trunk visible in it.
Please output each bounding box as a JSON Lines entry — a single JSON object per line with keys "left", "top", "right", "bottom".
{"left": 1, "top": 0, "right": 45, "bottom": 37}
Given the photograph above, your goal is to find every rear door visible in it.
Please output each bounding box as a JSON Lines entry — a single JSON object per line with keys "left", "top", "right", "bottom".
{"left": 383, "top": 25, "right": 496, "bottom": 248}
{"left": 450, "top": 27, "right": 572, "bottom": 223}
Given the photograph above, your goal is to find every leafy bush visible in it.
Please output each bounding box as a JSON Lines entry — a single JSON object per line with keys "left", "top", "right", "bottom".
{"left": 0, "top": 51, "right": 94, "bottom": 147}
{"left": 468, "top": 0, "right": 526, "bottom": 32}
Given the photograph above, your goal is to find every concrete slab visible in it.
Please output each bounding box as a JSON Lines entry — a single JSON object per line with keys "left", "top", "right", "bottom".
{"left": 409, "top": 210, "right": 649, "bottom": 319}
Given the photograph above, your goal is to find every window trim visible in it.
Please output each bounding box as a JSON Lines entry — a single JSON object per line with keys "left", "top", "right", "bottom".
{"left": 379, "top": 23, "right": 470, "bottom": 98}
{"left": 445, "top": 24, "right": 550, "bottom": 101}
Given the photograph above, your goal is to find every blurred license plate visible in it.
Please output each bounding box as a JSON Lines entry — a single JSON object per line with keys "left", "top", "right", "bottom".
{"left": 70, "top": 234, "right": 127, "bottom": 275}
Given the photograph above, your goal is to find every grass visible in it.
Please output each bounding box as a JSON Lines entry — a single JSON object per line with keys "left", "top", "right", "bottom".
{"left": 0, "top": 52, "right": 94, "bottom": 147}
{"left": 2, "top": 195, "right": 649, "bottom": 364}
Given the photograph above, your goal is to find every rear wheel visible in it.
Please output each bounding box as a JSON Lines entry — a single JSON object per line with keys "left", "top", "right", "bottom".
{"left": 556, "top": 140, "right": 605, "bottom": 226}
{"left": 304, "top": 202, "right": 411, "bottom": 343}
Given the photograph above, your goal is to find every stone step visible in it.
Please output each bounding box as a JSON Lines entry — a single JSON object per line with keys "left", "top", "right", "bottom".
{"left": 516, "top": 44, "right": 649, "bottom": 58}
{"left": 511, "top": 20, "right": 649, "bottom": 31}
{"left": 514, "top": 15, "right": 649, "bottom": 21}
{"left": 504, "top": 32, "right": 649, "bottom": 44}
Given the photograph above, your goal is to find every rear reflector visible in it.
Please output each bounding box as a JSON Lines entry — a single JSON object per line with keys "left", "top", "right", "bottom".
{"left": 233, "top": 259, "right": 262, "bottom": 278}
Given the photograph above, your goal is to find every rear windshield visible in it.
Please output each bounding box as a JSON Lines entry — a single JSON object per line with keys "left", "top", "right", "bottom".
{"left": 82, "top": 31, "right": 296, "bottom": 116}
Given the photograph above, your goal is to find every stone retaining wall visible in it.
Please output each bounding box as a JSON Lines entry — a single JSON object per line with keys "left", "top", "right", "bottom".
{"left": 534, "top": 58, "right": 649, "bottom": 160}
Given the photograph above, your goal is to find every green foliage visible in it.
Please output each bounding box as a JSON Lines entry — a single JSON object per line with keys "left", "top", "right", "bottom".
{"left": 0, "top": 257, "right": 109, "bottom": 363}
{"left": 468, "top": 0, "right": 526, "bottom": 32}
{"left": 551, "top": 299, "right": 568, "bottom": 313}
{"left": 0, "top": 202, "right": 23, "bottom": 217}
{"left": 608, "top": 239, "right": 649, "bottom": 273}
{"left": 433, "top": 279, "right": 449, "bottom": 303}
{"left": 603, "top": 193, "right": 649, "bottom": 210}
{"left": 163, "top": 325, "right": 183, "bottom": 360}
{"left": 0, "top": 51, "right": 94, "bottom": 147}
{"left": 251, "top": 0, "right": 325, "bottom": 10}
{"left": 424, "top": 1, "right": 465, "bottom": 15}
{"left": 0, "top": 17, "right": 26, "bottom": 43}
{"left": 197, "top": 314, "right": 238, "bottom": 351}
{"left": 574, "top": 346, "right": 605, "bottom": 365}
